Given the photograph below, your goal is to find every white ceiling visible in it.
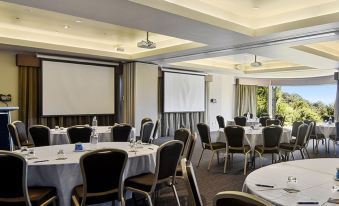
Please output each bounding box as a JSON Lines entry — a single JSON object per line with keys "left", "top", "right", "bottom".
{"left": 2, "top": 0, "right": 339, "bottom": 78}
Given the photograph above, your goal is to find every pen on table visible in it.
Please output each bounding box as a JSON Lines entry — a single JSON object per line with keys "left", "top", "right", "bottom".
{"left": 33, "top": 160, "right": 49, "bottom": 163}
{"left": 255, "top": 184, "right": 274, "bottom": 188}
{"left": 297, "top": 201, "right": 319, "bottom": 205}
{"left": 148, "top": 148, "right": 154, "bottom": 150}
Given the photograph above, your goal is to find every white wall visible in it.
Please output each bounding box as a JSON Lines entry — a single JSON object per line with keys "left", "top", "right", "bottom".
{"left": 208, "top": 74, "right": 235, "bottom": 131}
{"left": 134, "top": 62, "right": 158, "bottom": 135}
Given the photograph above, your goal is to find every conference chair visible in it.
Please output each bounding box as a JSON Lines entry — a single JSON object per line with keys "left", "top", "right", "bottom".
{"left": 213, "top": 191, "right": 273, "bottom": 206}
{"left": 67, "top": 125, "right": 93, "bottom": 143}
{"left": 216, "top": 115, "right": 226, "bottom": 129}
{"left": 8, "top": 120, "right": 34, "bottom": 149}
{"left": 181, "top": 158, "right": 203, "bottom": 206}
{"left": 111, "top": 124, "right": 132, "bottom": 142}
{"left": 259, "top": 117, "right": 269, "bottom": 127}
{"left": 328, "top": 122, "right": 339, "bottom": 156}
{"left": 275, "top": 115, "right": 285, "bottom": 126}
{"left": 291, "top": 121, "right": 303, "bottom": 138}
{"left": 72, "top": 149, "right": 128, "bottom": 206}
{"left": 279, "top": 124, "right": 309, "bottom": 161}
{"left": 140, "top": 117, "right": 152, "bottom": 132}
{"left": 125, "top": 140, "right": 183, "bottom": 206}
{"left": 255, "top": 125, "right": 283, "bottom": 167}
{"left": 140, "top": 121, "right": 154, "bottom": 143}
{"left": 265, "top": 119, "right": 281, "bottom": 126}
{"left": 174, "top": 128, "right": 191, "bottom": 157}
{"left": 234, "top": 116, "right": 246, "bottom": 126}
{"left": 260, "top": 113, "right": 269, "bottom": 117}
{"left": 304, "top": 120, "right": 325, "bottom": 153}
{"left": 0, "top": 151, "right": 57, "bottom": 206}
{"left": 152, "top": 120, "right": 160, "bottom": 140}
{"left": 243, "top": 113, "right": 253, "bottom": 119}
{"left": 29, "top": 125, "right": 51, "bottom": 147}
{"left": 223, "top": 126, "right": 251, "bottom": 175}
{"left": 196, "top": 123, "right": 226, "bottom": 171}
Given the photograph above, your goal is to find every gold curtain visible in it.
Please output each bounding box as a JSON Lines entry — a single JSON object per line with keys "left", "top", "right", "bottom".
{"left": 122, "top": 62, "right": 135, "bottom": 126}
{"left": 18, "top": 66, "right": 115, "bottom": 129}
{"left": 234, "top": 84, "right": 257, "bottom": 117}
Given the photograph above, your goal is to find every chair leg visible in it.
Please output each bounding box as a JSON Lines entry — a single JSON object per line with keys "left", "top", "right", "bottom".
{"left": 271, "top": 153, "right": 274, "bottom": 164}
{"left": 291, "top": 152, "right": 294, "bottom": 160}
{"left": 304, "top": 148, "right": 310, "bottom": 159}
{"left": 312, "top": 139, "right": 315, "bottom": 153}
{"left": 197, "top": 149, "right": 205, "bottom": 167}
{"left": 299, "top": 149, "right": 304, "bottom": 159}
{"left": 334, "top": 140, "right": 336, "bottom": 157}
{"left": 171, "top": 184, "right": 181, "bottom": 206}
{"left": 224, "top": 152, "right": 228, "bottom": 173}
{"left": 244, "top": 153, "right": 248, "bottom": 175}
{"left": 217, "top": 151, "right": 220, "bottom": 164}
{"left": 146, "top": 194, "right": 153, "bottom": 206}
{"left": 208, "top": 151, "right": 215, "bottom": 171}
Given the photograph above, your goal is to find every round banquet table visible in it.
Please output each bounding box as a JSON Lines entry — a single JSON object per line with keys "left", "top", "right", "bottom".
{"left": 227, "top": 119, "right": 259, "bottom": 126}
{"left": 243, "top": 158, "right": 339, "bottom": 206}
{"left": 18, "top": 142, "right": 157, "bottom": 206}
{"left": 316, "top": 123, "right": 336, "bottom": 138}
{"left": 216, "top": 126, "right": 292, "bottom": 150}
{"left": 50, "top": 126, "right": 136, "bottom": 145}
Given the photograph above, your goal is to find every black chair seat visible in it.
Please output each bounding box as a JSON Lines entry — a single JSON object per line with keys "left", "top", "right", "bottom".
{"left": 228, "top": 145, "right": 251, "bottom": 153}
{"left": 205, "top": 142, "right": 226, "bottom": 150}
{"left": 73, "top": 185, "right": 118, "bottom": 205}
{"left": 254, "top": 145, "right": 279, "bottom": 154}
{"left": 279, "top": 143, "right": 295, "bottom": 151}
{"left": 0, "top": 186, "right": 56, "bottom": 206}
{"left": 125, "top": 173, "right": 156, "bottom": 193}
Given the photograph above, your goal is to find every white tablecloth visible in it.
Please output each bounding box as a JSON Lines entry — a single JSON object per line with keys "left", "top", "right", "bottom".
{"left": 227, "top": 119, "right": 259, "bottom": 126}
{"left": 243, "top": 158, "right": 339, "bottom": 206}
{"left": 19, "top": 142, "right": 157, "bottom": 206}
{"left": 50, "top": 126, "right": 136, "bottom": 145}
{"left": 316, "top": 124, "right": 336, "bottom": 138}
{"left": 217, "top": 126, "right": 292, "bottom": 150}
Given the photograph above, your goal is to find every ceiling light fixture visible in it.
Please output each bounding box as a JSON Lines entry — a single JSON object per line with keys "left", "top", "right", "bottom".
{"left": 137, "top": 32, "right": 156, "bottom": 49}
{"left": 250, "top": 55, "right": 262, "bottom": 67}
{"left": 64, "top": 25, "right": 70, "bottom": 29}
{"left": 75, "top": 20, "right": 82, "bottom": 23}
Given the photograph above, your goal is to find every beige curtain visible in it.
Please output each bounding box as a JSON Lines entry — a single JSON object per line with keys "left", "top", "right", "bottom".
{"left": 18, "top": 66, "right": 115, "bottom": 129}
{"left": 122, "top": 62, "right": 135, "bottom": 126}
{"left": 234, "top": 84, "right": 257, "bottom": 117}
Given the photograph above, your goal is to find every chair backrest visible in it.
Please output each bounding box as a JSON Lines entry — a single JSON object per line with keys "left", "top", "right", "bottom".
{"left": 186, "top": 133, "right": 197, "bottom": 162}
{"left": 152, "top": 120, "right": 160, "bottom": 139}
{"left": 216, "top": 115, "right": 226, "bottom": 129}
{"left": 243, "top": 113, "right": 253, "bottom": 119}
{"left": 224, "top": 126, "right": 245, "bottom": 148}
{"left": 295, "top": 124, "right": 309, "bottom": 146}
{"left": 181, "top": 158, "right": 203, "bottom": 206}
{"left": 322, "top": 116, "right": 330, "bottom": 122}
{"left": 262, "top": 126, "right": 283, "bottom": 148}
{"left": 197, "top": 123, "right": 212, "bottom": 146}
{"left": 335, "top": 122, "right": 339, "bottom": 138}
{"left": 259, "top": 117, "right": 269, "bottom": 127}
{"left": 305, "top": 122, "right": 314, "bottom": 144}
{"left": 0, "top": 151, "right": 30, "bottom": 206}
{"left": 141, "top": 121, "right": 154, "bottom": 143}
{"left": 111, "top": 124, "right": 132, "bottom": 142}
{"left": 275, "top": 115, "right": 285, "bottom": 126}
{"left": 67, "top": 126, "right": 93, "bottom": 143}
{"left": 140, "top": 118, "right": 152, "bottom": 131}
{"left": 265, "top": 119, "right": 280, "bottom": 126}
{"left": 260, "top": 113, "right": 269, "bottom": 117}
{"left": 29, "top": 125, "right": 50, "bottom": 147}
{"left": 174, "top": 128, "right": 191, "bottom": 156}
{"left": 213, "top": 191, "right": 273, "bottom": 206}
{"left": 153, "top": 140, "right": 183, "bottom": 192}
{"left": 80, "top": 149, "right": 128, "bottom": 204}
{"left": 291, "top": 121, "right": 303, "bottom": 137}
{"left": 8, "top": 123, "right": 20, "bottom": 149}
{"left": 303, "top": 120, "right": 316, "bottom": 136}
{"left": 234, "top": 116, "right": 246, "bottom": 126}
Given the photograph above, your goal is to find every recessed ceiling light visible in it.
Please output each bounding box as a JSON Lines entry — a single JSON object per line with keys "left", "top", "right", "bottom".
{"left": 75, "top": 20, "right": 82, "bottom": 23}
{"left": 116, "top": 47, "right": 125, "bottom": 52}
{"left": 64, "top": 25, "right": 70, "bottom": 29}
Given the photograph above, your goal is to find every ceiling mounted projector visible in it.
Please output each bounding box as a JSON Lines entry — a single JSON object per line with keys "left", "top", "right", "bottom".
{"left": 250, "top": 55, "right": 262, "bottom": 67}
{"left": 137, "top": 32, "right": 156, "bottom": 49}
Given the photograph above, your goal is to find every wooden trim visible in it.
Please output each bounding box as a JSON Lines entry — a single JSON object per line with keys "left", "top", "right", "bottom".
{"left": 16, "top": 54, "right": 40, "bottom": 67}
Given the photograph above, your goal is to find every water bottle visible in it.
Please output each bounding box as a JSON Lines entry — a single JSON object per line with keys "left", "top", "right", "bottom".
{"left": 92, "top": 116, "right": 98, "bottom": 127}
{"left": 90, "top": 129, "right": 99, "bottom": 147}
{"left": 247, "top": 112, "right": 250, "bottom": 120}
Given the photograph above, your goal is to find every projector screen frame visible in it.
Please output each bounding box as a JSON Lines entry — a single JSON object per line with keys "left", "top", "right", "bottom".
{"left": 39, "top": 58, "right": 117, "bottom": 117}
{"left": 162, "top": 70, "right": 206, "bottom": 113}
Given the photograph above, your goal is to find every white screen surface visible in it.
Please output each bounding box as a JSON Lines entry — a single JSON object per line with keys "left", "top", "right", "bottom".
{"left": 164, "top": 72, "right": 205, "bottom": 113}
{"left": 42, "top": 61, "right": 115, "bottom": 116}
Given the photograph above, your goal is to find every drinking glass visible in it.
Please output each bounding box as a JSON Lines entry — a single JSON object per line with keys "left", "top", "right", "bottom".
{"left": 56, "top": 149, "right": 67, "bottom": 160}
{"left": 27, "top": 148, "right": 38, "bottom": 160}
{"left": 286, "top": 176, "right": 298, "bottom": 189}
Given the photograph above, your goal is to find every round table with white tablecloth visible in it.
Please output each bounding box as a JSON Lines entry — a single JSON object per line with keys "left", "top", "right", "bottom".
{"left": 50, "top": 126, "right": 136, "bottom": 145}
{"left": 243, "top": 158, "right": 339, "bottom": 206}
{"left": 227, "top": 119, "right": 259, "bottom": 126}
{"left": 216, "top": 126, "right": 292, "bottom": 150}
{"left": 316, "top": 123, "right": 336, "bottom": 138}
{"left": 18, "top": 142, "right": 157, "bottom": 206}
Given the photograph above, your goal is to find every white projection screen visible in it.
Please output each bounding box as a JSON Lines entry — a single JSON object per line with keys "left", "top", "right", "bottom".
{"left": 42, "top": 60, "right": 115, "bottom": 116}
{"left": 164, "top": 72, "right": 205, "bottom": 113}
